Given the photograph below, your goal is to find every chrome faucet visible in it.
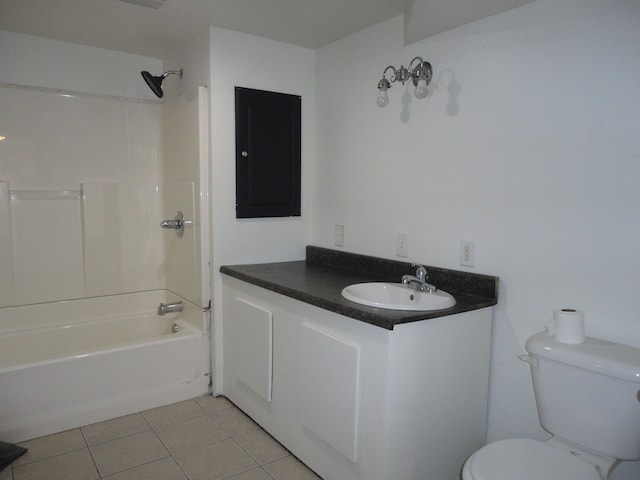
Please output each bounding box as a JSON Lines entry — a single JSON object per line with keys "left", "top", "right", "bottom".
{"left": 402, "top": 263, "right": 437, "bottom": 293}
{"left": 157, "top": 301, "right": 183, "bottom": 316}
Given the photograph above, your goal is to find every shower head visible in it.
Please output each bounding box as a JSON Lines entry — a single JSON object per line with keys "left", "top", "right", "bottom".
{"left": 141, "top": 68, "right": 183, "bottom": 98}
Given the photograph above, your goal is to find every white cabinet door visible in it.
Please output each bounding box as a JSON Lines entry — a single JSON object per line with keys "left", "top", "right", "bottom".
{"left": 227, "top": 296, "right": 273, "bottom": 402}
{"left": 298, "top": 322, "right": 362, "bottom": 463}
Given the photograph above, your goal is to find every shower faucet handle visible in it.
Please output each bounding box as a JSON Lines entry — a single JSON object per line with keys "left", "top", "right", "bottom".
{"left": 160, "top": 219, "right": 183, "bottom": 229}
{"left": 160, "top": 210, "right": 188, "bottom": 238}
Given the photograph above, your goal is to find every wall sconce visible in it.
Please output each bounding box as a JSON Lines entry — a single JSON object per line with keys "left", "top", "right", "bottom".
{"left": 376, "top": 57, "right": 432, "bottom": 107}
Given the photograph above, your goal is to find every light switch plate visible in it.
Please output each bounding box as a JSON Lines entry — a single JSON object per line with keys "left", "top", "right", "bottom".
{"left": 335, "top": 225, "right": 344, "bottom": 247}
{"left": 396, "top": 233, "right": 409, "bottom": 258}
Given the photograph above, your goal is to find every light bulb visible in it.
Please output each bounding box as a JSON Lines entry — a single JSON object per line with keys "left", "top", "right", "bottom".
{"left": 414, "top": 78, "right": 428, "bottom": 99}
{"left": 377, "top": 89, "right": 389, "bottom": 107}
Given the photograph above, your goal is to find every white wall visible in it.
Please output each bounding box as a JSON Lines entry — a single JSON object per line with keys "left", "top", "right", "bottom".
{"left": 314, "top": 1, "right": 640, "bottom": 478}
{"left": 209, "top": 27, "right": 316, "bottom": 390}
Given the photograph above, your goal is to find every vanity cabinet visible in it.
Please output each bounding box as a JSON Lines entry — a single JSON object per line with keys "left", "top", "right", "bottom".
{"left": 223, "top": 275, "right": 493, "bottom": 480}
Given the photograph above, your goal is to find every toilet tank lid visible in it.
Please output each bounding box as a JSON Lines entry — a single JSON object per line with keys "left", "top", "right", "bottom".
{"left": 526, "top": 332, "right": 640, "bottom": 383}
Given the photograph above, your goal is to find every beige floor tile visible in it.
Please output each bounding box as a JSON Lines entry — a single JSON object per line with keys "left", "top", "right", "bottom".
{"left": 15, "top": 429, "right": 86, "bottom": 466}
{"left": 6, "top": 398, "right": 325, "bottom": 480}
{"left": 155, "top": 415, "right": 229, "bottom": 454}
{"left": 82, "top": 413, "right": 150, "bottom": 446}
{"left": 142, "top": 399, "right": 206, "bottom": 429}
{"left": 102, "top": 457, "right": 188, "bottom": 480}
{"left": 12, "top": 448, "right": 98, "bottom": 480}
{"left": 0, "top": 466, "right": 11, "bottom": 480}
{"left": 234, "top": 429, "right": 290, "bottom": 464}
{"left": 210, "top": 407, "right": 259, "bottom": 436}
{"left": 224, "top": 467, "right": 274, "bottom": 480}
{"left": 263, "top": 456, "right": 322, "bottom": 480}
{"left": 195, "top": 394, "right": 234, "bottom": 415}
{"left": 90, "top": 430, "right": 169, "bottom": 476}
{"left": 175, "top": 438, "right": 258, "bottom": 480}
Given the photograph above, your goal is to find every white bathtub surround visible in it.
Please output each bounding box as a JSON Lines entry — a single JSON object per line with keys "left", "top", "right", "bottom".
{"left": 81, "top": 182, "right": 165, "bottom": 297}
{"left": 0, "top": 82, "right": 164, "bottom": 308}
{"left": 0, "top": 31, "right": 212, "bottom": 448}
{"left": 0, "top": 33, "right": 211, "bottom": 311}
{"left": 0, "top": 290, "right": 209, "bottom": 444}
{"left": 0, "top": 181, "right": 14, "bottom": 307}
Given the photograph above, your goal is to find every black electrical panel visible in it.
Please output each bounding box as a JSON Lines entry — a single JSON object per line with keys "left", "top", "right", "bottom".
{"left": 235, "top": 87, "right": 301, "bottom": 218}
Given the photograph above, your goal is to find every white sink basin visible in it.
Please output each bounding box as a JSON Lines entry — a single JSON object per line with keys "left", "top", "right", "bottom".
{"left": 341, "top": 282, "right": 456, "bottom": 311}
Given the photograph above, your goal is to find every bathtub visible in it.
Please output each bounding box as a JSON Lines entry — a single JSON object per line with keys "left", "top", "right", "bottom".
{"left": 0, "top": 290, "right": 209, "bottom": 443}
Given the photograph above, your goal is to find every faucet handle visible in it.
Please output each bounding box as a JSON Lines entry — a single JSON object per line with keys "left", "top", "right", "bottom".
{"left": 411, "top": 263, "right": 428, "bottom": 281}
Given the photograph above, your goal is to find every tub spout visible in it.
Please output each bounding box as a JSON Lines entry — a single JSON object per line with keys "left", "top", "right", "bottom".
{"left": 157, "top": 301, "right": 183, "bottom": 316}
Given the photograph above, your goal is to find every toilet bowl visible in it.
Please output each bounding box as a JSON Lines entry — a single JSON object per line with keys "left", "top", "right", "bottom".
{"left": 462, "top": 332, "right": 640, "bottom": 480}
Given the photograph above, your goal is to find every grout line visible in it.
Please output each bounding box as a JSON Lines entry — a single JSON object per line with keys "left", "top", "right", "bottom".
{"left": 98, "top": 455, "right": 173, "bottom": 480}
{"left": 219, "top": 459, "right": 262, "bottom": 480}
{"left": 262, "top": 467, "right": 279, "bottom": 480}
{"left": 146, "top": 414, "right": 201, "bottom": 480}
{"left": 12, "top": 429, "right": 88, "bottom": 466}
{"left": 140, "top": 399, "right": 209, "bottom": 430}
{"left": 79, "top": 427, "right": 103, "bottom": 479}
{"left": 231, "top": 430, "right": 291, "bottom": 467}
{"left": 81, "top": 415, "right": 152, "bottom": 448}
{"left": 172, "top": 457, "right": 192, "bottom": 480}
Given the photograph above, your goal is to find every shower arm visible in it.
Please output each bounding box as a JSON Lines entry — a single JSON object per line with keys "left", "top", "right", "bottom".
{"left": 161, "top": 69, "right": 183, "bottom": 80}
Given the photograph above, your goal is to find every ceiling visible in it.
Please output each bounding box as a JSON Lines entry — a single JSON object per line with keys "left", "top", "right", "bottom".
{"left": 0, "top": 0, "right": 535, "bottom": 58}
{"left": 0, "top": 0, "right": 405, "bottom": 57}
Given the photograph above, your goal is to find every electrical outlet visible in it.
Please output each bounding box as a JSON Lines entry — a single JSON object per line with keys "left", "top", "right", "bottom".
{"left": 335, "top": 225, "right": 344, "bottom": 247}
{"left": 460, "top": 240, "right": 476, "bottom": 267}
{"left": 396, "top": 233, "right": 409, "bottom": 258}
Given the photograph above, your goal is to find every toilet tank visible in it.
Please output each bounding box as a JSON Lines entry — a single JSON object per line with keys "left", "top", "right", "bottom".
{"left": 525, "top": 332, "right": 640, "bottom": 460}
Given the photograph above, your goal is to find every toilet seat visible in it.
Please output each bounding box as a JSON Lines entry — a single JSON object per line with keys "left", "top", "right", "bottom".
{"left": 462, "top": 438, "right": 603, "bottom": 480}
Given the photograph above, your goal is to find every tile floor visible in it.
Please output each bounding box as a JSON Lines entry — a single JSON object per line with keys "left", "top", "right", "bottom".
{"left": 1, "top": 396, "right": 322, "bottom": 480}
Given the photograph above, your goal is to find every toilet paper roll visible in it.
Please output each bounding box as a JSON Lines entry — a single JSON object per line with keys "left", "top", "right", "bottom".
{"left": 553, "top": 308, "right": 585, "bottom": 344}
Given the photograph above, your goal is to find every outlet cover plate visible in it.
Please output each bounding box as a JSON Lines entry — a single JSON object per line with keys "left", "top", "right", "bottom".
{"left": 460, "top": 240, "right": 475, "bottom": 267}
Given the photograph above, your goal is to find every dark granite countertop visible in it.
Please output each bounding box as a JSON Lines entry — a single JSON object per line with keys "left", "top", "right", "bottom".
{"left": 220, "top": 246, "right": 499, "bottom": 330}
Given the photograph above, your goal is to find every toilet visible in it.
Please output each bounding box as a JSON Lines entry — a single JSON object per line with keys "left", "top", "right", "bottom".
{"left": 463, "top": 332, "right": 640, "bottom": 480}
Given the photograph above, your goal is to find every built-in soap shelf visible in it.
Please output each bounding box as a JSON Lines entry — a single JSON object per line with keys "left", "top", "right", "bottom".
{"left": 9, "top": 189, "right": 81, "bottom": 201}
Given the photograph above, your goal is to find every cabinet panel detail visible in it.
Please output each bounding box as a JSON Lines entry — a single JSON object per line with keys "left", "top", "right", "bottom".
{"left": 299, "top": 323, "right": 361, "bottom": 462}
{"left": 228, "top": 297, "right": 273, "bottom": 402}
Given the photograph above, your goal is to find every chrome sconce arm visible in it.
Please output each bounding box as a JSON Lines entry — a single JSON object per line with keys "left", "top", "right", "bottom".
{"left": 376, "top": 56, "right": 432, "bottom": 107}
